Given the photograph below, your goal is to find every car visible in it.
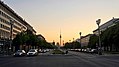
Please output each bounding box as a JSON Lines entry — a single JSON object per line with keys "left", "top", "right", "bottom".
{"left": 39, "top": 49, "right": 47, "bottom": 53}
{"left": 89, "top": 49, "right": 98, "bottom": 54}
{"left": 27, "top": 49, "right": 38, "bottom": 56}
{"left": 13, "top": 50, "right": 26, "bottom": 57}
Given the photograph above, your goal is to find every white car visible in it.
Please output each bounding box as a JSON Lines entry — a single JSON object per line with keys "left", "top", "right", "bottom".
{"left": 40, "top": 49, "right": 47, "bottom": 53}
{"left": 13, "top": 50, "right": 26, "bottom": 57}
{"left": 89, "top": 49, "right": 98, "bottom": 53}
{"left": 27, "top": 49, "right": 38, "bottom": 56}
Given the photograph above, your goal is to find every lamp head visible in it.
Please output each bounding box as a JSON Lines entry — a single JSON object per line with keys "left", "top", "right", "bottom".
{"left": 79, "top": 32, "right": 81, "bottom": 35}
{"left": 96, "top": 19, "right": 101, "bottom": 25}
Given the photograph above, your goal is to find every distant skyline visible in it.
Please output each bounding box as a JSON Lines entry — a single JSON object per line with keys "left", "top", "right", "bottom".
{"left": 3, "top": 0, "right": 119, "bottom": 44}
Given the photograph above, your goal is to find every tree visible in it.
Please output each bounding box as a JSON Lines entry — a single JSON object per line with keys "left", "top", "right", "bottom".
{"left": 73, "top": 41, "right": 81, "bottom": 49}
{"left": 12, "top": 30, "right": 37, "bottom": 51}
{"left": 88, "top": 34, "right": 98, "bottom": 49}
{"left": 101, "top": 22, "right": 119, "bottom": 51}
{"left": 12, "top": 29, "right": 55, "bottom": 51}
{"left": 112, "top": 23, "right": 119, "bottom": 51}
{"left": 101, "top": 27, "right": 114, "bottom": 51}
{"left": 63, "top": 41, "right": 81, "bottom": 49}
{"left": 12, "top": 33, "right": 22, "bottom": 51}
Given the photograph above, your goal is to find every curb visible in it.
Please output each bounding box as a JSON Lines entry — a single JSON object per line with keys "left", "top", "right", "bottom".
{"left": 0, "top": 54, "right": 12, "bottom": 58}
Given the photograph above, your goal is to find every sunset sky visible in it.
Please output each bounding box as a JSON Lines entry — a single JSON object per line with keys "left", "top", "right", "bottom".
{"left": 4, "top": 0, "right": 119, "bottom": 44}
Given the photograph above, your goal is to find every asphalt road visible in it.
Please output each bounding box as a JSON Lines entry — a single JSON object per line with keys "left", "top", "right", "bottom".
{"left": 0, "top": 51, "right": 119, "bottom": 67}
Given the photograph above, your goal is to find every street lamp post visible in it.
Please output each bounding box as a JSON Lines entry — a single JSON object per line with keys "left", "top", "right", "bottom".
{"left": 79, "top": 32, "right": 82, "bottom": 47}
{"left": 73, "top": 38, "right": 75, "bottom": 49}
{"left": 96, "top": 19, "right": 102, "bottom": 55}
{"left": 9, "top": 19, "right": 14, "bottom": 54}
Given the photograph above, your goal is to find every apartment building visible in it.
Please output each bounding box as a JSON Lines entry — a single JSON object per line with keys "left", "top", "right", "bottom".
{"left": 93, "top": 17, "right": 119, "bottom": 35}
{"left": 80, "top": 34, "right": 92, "bottom": 47}
{"left": 0, "top": 1, "right": 36, "bottom": 52}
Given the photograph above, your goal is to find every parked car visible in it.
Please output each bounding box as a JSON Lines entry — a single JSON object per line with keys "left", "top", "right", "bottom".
{"left": 89, "top": 49, "right": 98, "bottom": 54}
{"left": 13, "top": 50, "right": 26, "bottom": 57}
{"left": 40, "top": 49, "right": 47, "bottom": 53}
{"left": 27, "top": 49, "right": 38, "bottom": 56}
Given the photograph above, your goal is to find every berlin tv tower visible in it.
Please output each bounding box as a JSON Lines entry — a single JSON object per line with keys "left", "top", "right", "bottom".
{"left": 60, "top": 30, "right": 62, "bottom": 46}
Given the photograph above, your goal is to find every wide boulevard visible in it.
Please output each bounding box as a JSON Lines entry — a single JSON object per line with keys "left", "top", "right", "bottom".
{"left": 0, "top": 51, "right": 119, "bottom": 67}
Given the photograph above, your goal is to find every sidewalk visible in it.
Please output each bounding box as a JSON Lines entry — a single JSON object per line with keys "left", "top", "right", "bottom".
{"left": 69, "top": 51, "right": 119, "bottom": 57}
{"left": 0, "top": 54, "right": 11, "bottom": 58}
{"left": 0, "top": 53, "right": 13, "bottom": 58}
{"left": 102, "top": 52, "right": 119, "bottom": 56}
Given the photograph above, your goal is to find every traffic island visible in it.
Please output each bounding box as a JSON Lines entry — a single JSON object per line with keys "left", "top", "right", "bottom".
{"left": 52, "top": 49, "right": 65, "bottom": 54}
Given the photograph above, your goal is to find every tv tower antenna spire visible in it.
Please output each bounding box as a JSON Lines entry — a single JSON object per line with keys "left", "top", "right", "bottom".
{"left": 60, "top": 29, "right": 62, "bottom": 46}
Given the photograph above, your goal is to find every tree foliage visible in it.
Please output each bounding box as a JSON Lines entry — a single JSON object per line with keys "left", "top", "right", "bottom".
{"left": 88, "top": 22, "right": 119, "bottom": 52}
{"left": 101, "top": 22, "right": 119, "bottom": 51}
{"left": 88, "top": 34, "right": 98, "bottom": 49}
{"left": 12, "top": 30, "right": 54, "bottom": 51}
{"left": 63, "top": 41, "right": 81, "bottom": 49}
{"left": 88, "top": 22, "right": 119, "bottom": 51}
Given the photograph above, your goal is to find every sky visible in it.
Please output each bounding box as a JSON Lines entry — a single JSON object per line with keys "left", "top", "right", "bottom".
{"left": 3, "top": 0, "right": 119, "bottom": 44}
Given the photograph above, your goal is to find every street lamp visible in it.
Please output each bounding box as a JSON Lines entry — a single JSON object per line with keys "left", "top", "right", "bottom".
{"left": 96, "top": 19, "right": 102, "bottom": 55}
{"left": 9, "top": 19, "right": 14, "bottom": 54}
{"left": 73, "top": 38, "right": 74, "bottom": 42}
{"left": 73, "top": 38, "right": 75, "bottom": 49}
{"left": 79, "top": 32, "right": 82, "bottom": 47}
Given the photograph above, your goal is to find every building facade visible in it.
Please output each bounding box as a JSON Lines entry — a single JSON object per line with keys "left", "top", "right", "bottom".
{"left": 80, "top": 34, "right": 92, "bottom": 47}
{"left": 37, "top": 34, "right": 45, "bottom": 41}
{"left": 0, "top": 1, "right": 36, "bottom": 53}
{"left": 93, "top": 17, "right": 119, "bottom": 35}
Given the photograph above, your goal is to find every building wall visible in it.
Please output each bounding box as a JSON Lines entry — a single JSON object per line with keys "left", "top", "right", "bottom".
{"left": 0, "top": 1, "right": 36, "bottom": 52}
{"left": 93, "top": 18, "right": 119, "bottom": 35}
{"left": 37, "top": 34, "right": 45, "bottom": 41}
{"left": 80, "top": 34, "right": 92, "bottom": 47}
{"left": 0, "top": 1, "right": 27, "bottom": 39}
